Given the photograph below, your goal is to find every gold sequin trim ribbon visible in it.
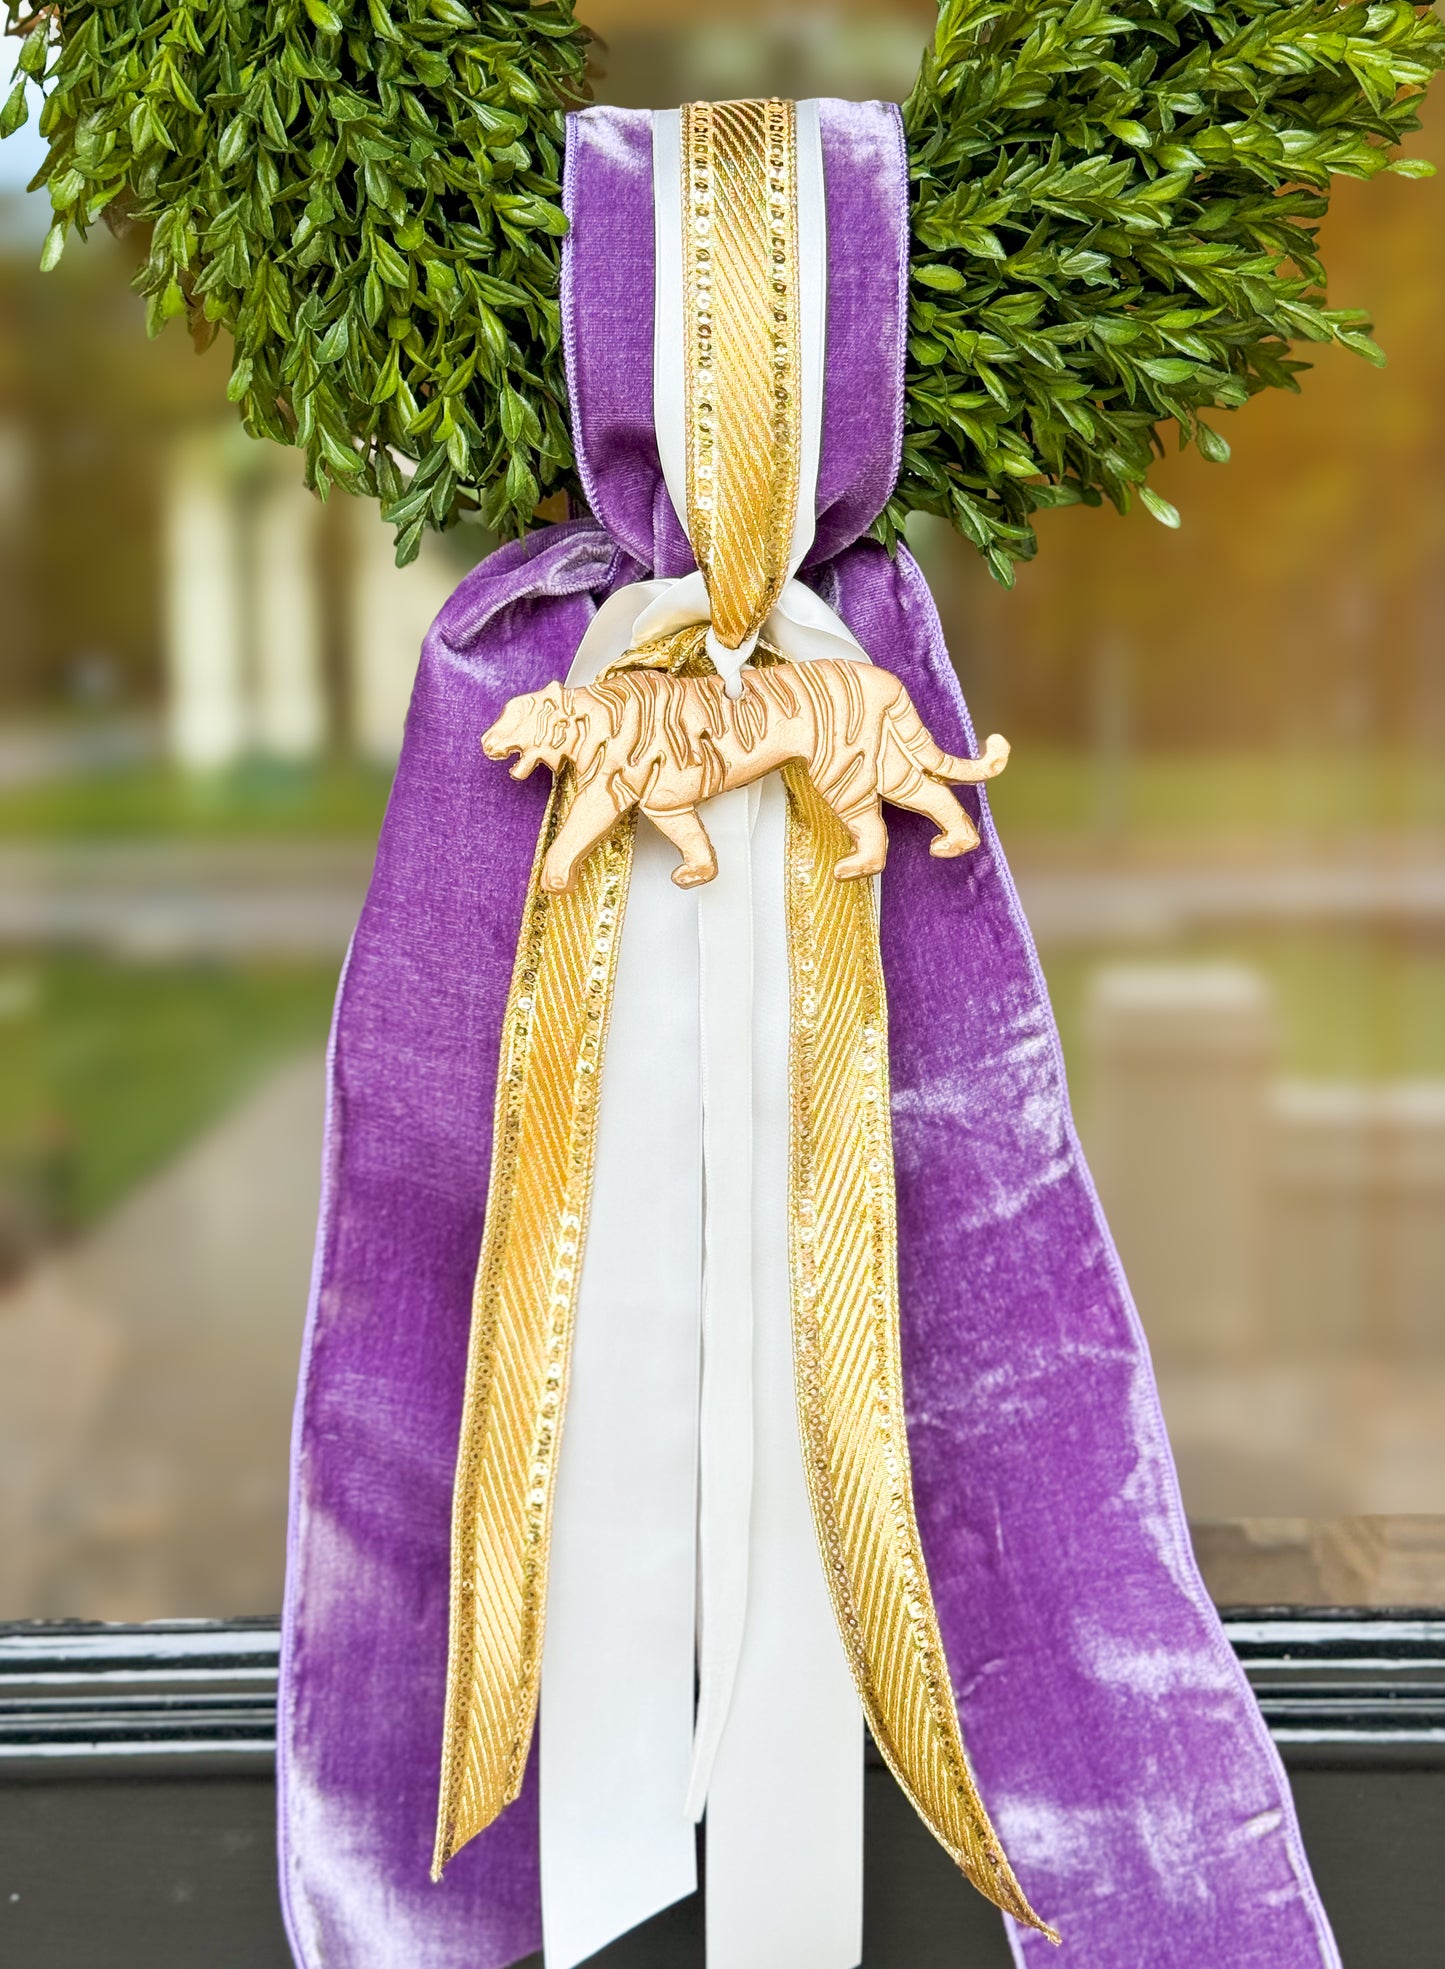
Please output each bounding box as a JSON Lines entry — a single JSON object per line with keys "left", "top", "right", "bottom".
{"left": 784, "top": 763, "right": 1056, "bottom": 1940}
{"left": 683, "top": 97, "right": 800, "bottom": 652}
{"left": 432, "top": 780, "right": 633, "bottom": 1874}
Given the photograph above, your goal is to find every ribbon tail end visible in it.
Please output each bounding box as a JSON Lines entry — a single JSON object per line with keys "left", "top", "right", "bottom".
{"left": 986, "top": 1865, "right": 1059, "bottom": 1946}
{"left": 682, "top": 1713, "right": 721, "bottom": 1823}
{"left": 430, "top": 1826, "right": 452, "bottom": 1885}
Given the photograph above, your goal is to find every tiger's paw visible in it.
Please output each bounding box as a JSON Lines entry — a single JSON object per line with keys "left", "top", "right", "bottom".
{"left": 834, "top": 852, "right": 887, "bottom": 880}
{"left": 930, "top": 826, "right": 980, "bottom": 858}
{"left": 671, "top": 860, "right": 718, "bottom": 889}
{"left": 540, "top": 852, "right": 577, "bottom": 894}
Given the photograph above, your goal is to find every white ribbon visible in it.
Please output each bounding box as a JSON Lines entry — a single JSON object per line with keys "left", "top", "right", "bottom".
{"left": 539, "top": 101, "right": 864, "bottom": 1969}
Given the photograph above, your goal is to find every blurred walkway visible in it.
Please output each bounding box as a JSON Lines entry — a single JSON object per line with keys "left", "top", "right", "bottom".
{"left": 0, "top": 719, "right": 158, "bottom": 788}
{"left": 1159, "top": 1357, "right": 1445, "bottom": 1522}
{"left": 0, "top": 1050, "right": 324, "bottom": 1619}
{"left": 0, "top": 841, "right": 370, "bottom": 957}
{"left": 1015, "top": 850, "right": 1445, "bottom": 949}
{"left": 0, "top": 1031, "right": 1441, "bottom": 1620}
{"left": 0, "top": 835, "right": 1443, "bottom": 956}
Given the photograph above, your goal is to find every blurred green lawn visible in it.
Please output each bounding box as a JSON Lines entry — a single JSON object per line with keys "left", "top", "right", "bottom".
{"left": 0, "top": 757, "right": 393, "bottom": 839}
{"left": 986, "top": 746, "right": 1445, "bottom": 841}
{"left": 1044, "top": 929, "right": 1445, "bottom": 1124}
{"left": 0, "top": 762, "right": 379, "bottom": 1245}
{"left": 0, "top": 747, "right": 1436, "bottom": 841}
{"left": 7, "top": 926, "right": 1437, "bottom": 1244}
{"left": 0, "top": 954, "right": 339, "bottom": 1238}
{"left": 0, "top": 750, "right": 1439, "bottom": 1241}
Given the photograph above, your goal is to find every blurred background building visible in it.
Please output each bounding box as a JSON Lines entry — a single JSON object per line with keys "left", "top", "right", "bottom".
{"left": 0, "top": 0, "right": 1442, "bottom": 1620}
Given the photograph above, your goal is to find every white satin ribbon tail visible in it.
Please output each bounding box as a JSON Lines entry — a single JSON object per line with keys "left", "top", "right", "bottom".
{"left": 539, "top": 94, "right": 863, "bottom": 1969}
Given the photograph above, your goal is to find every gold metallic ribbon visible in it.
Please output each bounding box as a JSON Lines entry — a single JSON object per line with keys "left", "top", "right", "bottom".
{"left": 435, "top": 96, "right": 1055, "bottom": 1942}
{"left": 433, "top": 776, "right": 632, "bottom": 1871}
{"left": 684, "top": 97, "right": 801, "bottom": 653}
{"left": 784, "top": 763, "right": 1051, "bottom": 1935}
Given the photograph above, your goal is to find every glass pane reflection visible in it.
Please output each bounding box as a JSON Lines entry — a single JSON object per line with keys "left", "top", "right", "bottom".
{"left": 0, "top": 3, "right": 1440, "bottom": 1616}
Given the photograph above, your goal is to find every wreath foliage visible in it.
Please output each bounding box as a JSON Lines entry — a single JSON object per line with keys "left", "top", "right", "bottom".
{"left": 4, "top": 0, "right": 1442, "bottom": 580}
{"left": 3, "top": 0, "right": 589, "bottom": 562}
{"left": 891, "top": 0, "right": 1445, "bottom": 579}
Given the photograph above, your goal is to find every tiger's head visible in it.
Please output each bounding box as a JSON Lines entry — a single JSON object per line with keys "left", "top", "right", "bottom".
{"left": 481, "top": 680, "right": 578, "bottom": 779}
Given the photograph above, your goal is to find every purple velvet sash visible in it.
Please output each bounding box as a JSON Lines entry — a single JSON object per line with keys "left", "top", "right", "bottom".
{"left": 278, "top": 101, "right": 1340, "bottom": 1968}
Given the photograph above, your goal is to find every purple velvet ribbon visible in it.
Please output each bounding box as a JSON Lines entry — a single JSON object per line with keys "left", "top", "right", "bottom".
{"left": 279, "top": 101, "right": 1340, "bottom": 1968}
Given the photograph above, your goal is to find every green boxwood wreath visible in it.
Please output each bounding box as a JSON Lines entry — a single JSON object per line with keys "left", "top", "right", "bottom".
{"left": 5, "top": 0, "right": 1442, "bottom": 581}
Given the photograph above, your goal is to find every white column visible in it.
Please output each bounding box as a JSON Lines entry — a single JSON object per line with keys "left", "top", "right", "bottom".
{"left": 347, "top": 503, "right": 460, "bottom": 763}
{"left": 253, "top": 461, "right": 326, "bottom": 760}
{"left": 163, "top": 430, "right": 248, "bottom": 769}
{"left": 1382, "top": 1082, "right": 1445, "bottom": 1359}
{"left": 1266, "top": 1079, "right": 1445, "bottom": 1358}
{"left": 1087, "top": 964, "right": 1276, "bottom": 1361}
{"left": 1267, "top": 1082, "right": 1376, "bottom": 1354}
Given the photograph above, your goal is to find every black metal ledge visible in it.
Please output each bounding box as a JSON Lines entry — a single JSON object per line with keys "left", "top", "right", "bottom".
{"left": 2, "top": 1611, "right": 1443, "bottom": 1969}
{"left": 0, "top": 1618, "right": 279, "bottom": 1766}
{"left": 1225, "top": 1606, "right": 1445, "bottom": 1764}
{"left": 3, "top": 1608, "right": 1443, "bottom": 1767}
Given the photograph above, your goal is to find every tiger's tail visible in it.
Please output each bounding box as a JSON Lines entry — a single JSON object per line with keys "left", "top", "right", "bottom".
{"left": 884, "top": 691, "right": 1010, "bottom": 784}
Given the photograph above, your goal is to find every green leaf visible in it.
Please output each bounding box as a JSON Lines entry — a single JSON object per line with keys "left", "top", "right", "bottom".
{"left": 49, "top": 168, "right": 85, "bottom": 209}
{"left": 218, "top": 114, "right": 251, "bottom": 172}
{"left": 505, "top": 450, "right": 539, "bottom": 513}
{"left": 1139, "top": 485, "right": 1181, "bottom": 528}
{"left": 371, "top": 236, "right": 410, "bottom": 288}
{"left": 499, "top": 383, "right": 541, "bottom": 446}
{"left": 39, "top": 222, "right": 65, "bottom": 273}
{"left": 317, "top": 316, "right": 350, "bottom": 362}
{"left": 1138, "top": 357, "right": 1202, "bottom": 384}
{"left": 1335, "top": 328, "right": 1387, "bottom": 367}
{"left": 0, "top": 81, "right": 29, "bottom": 142}
{"left": 302, "top": 0, "right": 344, "bottom": 32}
{"left": 320, "top": 427, "right": 363, "bottom": 474}
{"left": 18, "top": 27, "right": 48, "bottom": 80}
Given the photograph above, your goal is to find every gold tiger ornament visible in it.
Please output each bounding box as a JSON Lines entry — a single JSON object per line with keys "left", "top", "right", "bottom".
{"left": 482, "top": 652, "right": 1009, "bottom": 894}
